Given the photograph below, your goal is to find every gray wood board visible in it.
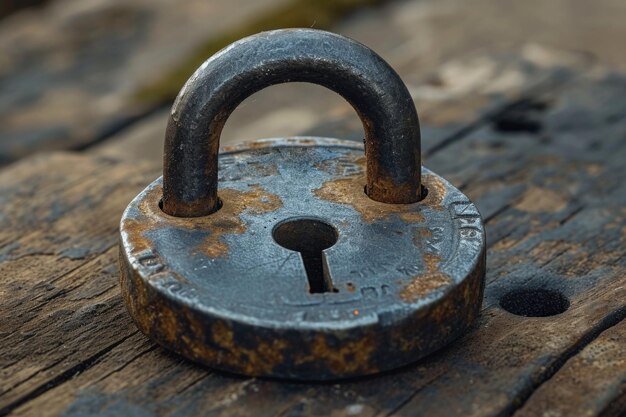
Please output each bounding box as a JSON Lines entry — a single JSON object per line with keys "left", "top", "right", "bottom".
{"left": 0, "top": 67, "right": 624, "bottom": 416}
{"left": 3, "top": 0, "right": 626, "bottom": 164}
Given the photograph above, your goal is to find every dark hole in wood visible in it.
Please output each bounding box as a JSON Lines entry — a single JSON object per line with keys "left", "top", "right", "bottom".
{"left": 272, "top": 218, "right": 338, "bottom": 293}
{"left": 492, "top": 98, "right": 550, "bottom": 133}
{"left": 500, "top": 288, "right": 570, "bottom": 317}
{"left": 493, "top": 116, "right": 542, "bottom": 133}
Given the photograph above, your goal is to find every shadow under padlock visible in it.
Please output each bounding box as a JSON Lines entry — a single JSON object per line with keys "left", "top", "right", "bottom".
{"left": 119, "top": 29, "right": 486, "bottom": 380}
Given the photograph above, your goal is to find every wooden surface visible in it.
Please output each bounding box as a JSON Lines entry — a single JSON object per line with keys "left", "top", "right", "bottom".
{"left": 2, "top": 0, "right": 626, "bottom": 163}
{"left": 1, "top": 0, "right": 625, "bottom": 416}
{"left": 1, "top": 57, "right": 625, "bottom": 417}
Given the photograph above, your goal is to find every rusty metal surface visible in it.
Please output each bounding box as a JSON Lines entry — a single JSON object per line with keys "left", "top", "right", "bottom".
{"left": 119, "top": 137, "right": 485, "bottom": 380}
{"left": 162, "top": 29, "right": 422, "bottom": 217}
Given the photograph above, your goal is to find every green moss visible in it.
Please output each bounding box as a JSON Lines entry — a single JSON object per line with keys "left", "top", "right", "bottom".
{"left": 133, "top": 0, "right": 388, "bottom": 104}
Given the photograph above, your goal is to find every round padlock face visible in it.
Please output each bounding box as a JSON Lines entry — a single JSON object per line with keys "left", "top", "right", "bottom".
{"left": 119, "top": 138, "right": 485, "bottom": 380}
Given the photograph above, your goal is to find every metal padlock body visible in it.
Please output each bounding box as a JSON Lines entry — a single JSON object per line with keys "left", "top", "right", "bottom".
{"left": 119, "top": 30, "right": 485, "bottom": 380}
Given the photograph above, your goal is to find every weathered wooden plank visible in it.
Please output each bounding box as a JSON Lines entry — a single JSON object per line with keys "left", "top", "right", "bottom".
{"left": 513, "top": 320, "right": 626, "bottom": 417}
{"left": 3, "top": 0, "right": 626, "bottom": 164}
{"left": 0, "top": 0, "right": 293, "bottom": 163}
{"left": 1, "top": 67, "right": 624, "bottom": 416}
{"left": 0, "top": 153, "right": 159, "bottom": 413}
{"left": 374, "top": 69, "right": 626, "bottom": 417}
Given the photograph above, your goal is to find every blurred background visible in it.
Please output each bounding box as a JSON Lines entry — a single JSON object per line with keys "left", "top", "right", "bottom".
{"left": 1, "top": 0, "right": 624, "bottom": 166}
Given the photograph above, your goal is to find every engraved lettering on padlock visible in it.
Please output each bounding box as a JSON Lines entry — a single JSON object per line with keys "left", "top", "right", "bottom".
{"left": 280, "top": 288, "right": 364, "bottom": 306}
{"left": 451, "top": 200, "right": 480, "bottom": 217}
{"left": 135, "top": 248, "right": 165, "bottom": 274}
{"left": 458, "top": 217, "right": 482, "bottom": 233}
{"left": 451, "top": 201, "right": 483, "bottom": 245}
{"left": 395, "top": 263, "right": 423, "bottom": 277}
{"left": 414, "top": 225, "right": 446, "bottom": 255}
{"left": 349, "top": 263, "right": 392, "bottom": 279}
{"left": 362, "top": 287, "right": 377, "bottom": 298}
{"left": 155, "top": 275, "right": 200, "bottom": 303}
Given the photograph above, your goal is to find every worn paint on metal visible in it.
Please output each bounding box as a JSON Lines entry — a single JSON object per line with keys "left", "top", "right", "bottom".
{"left": 313, "top": 152, "right": 445, "bottom": 223}
{"left": 400, "top": 254, "right": 451, "bottom": 302}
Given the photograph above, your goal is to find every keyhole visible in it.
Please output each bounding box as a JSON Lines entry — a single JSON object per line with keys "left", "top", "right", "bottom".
{"left": 272, "top": 218, "right": 338, "bottom": 293}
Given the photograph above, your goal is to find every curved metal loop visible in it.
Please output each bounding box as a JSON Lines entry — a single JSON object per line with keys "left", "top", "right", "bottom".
{"left": 163, "top": 28, "right": 421, "bottom": 217}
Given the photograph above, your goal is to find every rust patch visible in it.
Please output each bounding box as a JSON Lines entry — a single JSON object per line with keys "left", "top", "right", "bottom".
{"left": 414, "top": 227, "right": 433, "bottom": 239}
{"left": 160, "top": 307, "right": 290, "bottom": 376}
{"left": 130, "top": 294, "right": 382, "bottom": 378}
{"left": 119, "top": 250, "right": 152, "bottom": 336}
{"left": 399, "top": 211, "right": 426, "bottom": 222}
{"left": 315, "top": 155, "right": 366, "bottom": 177}
{"left": 244, "top": 141, "right": 278, "bottom": 149}
{"left": 400, "top": 253, "right": 451, "bottom": 302}
{"left": 314, "top": 156, "right": 445, "bottom": 223}
{"left": 367, "top": 175, "right": 422, "bottom": 204}
{"left": 207, "top": 320, "right": 288, "bottom": 375}
{"left": 131, "top": 301, "right": 290, "bottom": 376}
{"left": 197, "top": 186, "right": 283, "bottom": 258}
{"left": 121, "top": 218, "right": 157, "bottom": 255}
{"left": 220, "top": 141, "right": 270, "bottom": 152}
{"left": 127, "top": 183, "right": 282, "bottom": 259}
{"left": 137, "top": 298, "right": 383, "bottom": 377}
{"left": 298, "top": 334, "right": 378, "bottom": 375}
{"left": 422, "top": 174, "right": 446, "bottom": 211}
{"left": 157, "top": 304, "right": 180, "bottom": 344}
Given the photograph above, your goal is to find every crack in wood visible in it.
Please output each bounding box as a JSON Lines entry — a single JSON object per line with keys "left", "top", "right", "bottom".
{"left": 0, "top": 334, "right": 136, "bottom": 417}
{"left": 504, "top": 309, "right": 626, "bottom": 417}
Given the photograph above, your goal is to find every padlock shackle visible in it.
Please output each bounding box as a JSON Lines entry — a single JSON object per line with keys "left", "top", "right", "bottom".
{"left": 163, "top": 29, "right": 422, "bottom": 217}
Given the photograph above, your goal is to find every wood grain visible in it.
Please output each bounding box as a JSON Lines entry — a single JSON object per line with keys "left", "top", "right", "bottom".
{"left": 0, "top": 64, "right": 624, "bottom": 416}
{"left": 3, "top": 0, "right": 626, "bottom": 164}
{"left": 514, "top": 320, "right": 626, "bottom": 417}
{"left": 0, "top": 0, "right": 291, "bottom": 163}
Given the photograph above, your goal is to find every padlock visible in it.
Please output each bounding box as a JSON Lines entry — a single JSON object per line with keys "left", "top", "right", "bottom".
{"left": 119, "top": 29, "right": 485, "bottom": 380}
